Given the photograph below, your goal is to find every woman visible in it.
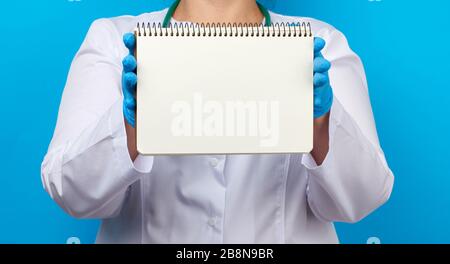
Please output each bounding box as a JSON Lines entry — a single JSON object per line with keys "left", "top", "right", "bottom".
{"left": 41, "top": 0, "right": 394, "bottom": 243}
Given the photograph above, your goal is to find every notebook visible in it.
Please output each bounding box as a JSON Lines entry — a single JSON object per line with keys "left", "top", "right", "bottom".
{"left": 135, "top": 23, "right": 314, "bottom": 155}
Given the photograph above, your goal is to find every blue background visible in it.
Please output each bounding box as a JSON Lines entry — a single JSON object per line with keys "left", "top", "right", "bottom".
{"left": 0, "top": 0, "right": 449, "bottom": 244}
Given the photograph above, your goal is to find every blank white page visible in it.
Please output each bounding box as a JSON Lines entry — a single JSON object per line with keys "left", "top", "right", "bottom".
{"left": 136, "top": 24, "right": 313, "bottom": 155}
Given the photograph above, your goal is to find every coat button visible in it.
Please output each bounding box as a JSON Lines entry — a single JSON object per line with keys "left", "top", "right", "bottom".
{"left": 209, "top": 158, "right": 219, "bottom": 167}
{"left": 208, "top": 217, "right": 218, "bottom": 227}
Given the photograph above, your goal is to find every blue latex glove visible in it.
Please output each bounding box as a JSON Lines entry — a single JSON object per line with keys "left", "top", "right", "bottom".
{"left": 313, "top": 37, "right": 333, "bottom": 118}
{"left": 122, "top": 33, "right": 138, "bottom": 127}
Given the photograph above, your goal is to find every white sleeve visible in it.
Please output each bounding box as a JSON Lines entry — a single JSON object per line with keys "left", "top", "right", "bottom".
{"left": 303, "top": 27, "right": 394, "bottom": 223}
{"left": 41, "top": 19, "right": 154, "bottom": 219}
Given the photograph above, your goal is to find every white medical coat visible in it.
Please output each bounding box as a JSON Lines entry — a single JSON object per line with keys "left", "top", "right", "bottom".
{"left": 41, "top": 9, "right": 394, "bottom": 244}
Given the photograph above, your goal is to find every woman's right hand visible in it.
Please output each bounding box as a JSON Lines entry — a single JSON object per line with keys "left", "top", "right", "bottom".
{"left": 122, "top": 33, "right": 138, "bottom": 160}
{"left": 122, "top": 33, "right": 138, "bottom": 128}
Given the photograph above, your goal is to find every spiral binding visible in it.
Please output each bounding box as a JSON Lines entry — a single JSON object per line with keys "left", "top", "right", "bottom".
{"left": 135, "top": 22, "right": 312, "bottom": 37}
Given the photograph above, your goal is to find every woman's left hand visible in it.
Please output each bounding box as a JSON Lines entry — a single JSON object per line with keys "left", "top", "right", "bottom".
{"left": 310, "top": 37, "right": 333, "bottom": 164}
{"left": 313, "top": 37, "right": 333, "bottom": 119}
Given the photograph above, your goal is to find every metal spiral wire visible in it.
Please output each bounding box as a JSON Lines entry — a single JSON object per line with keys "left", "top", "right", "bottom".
{"left": 135, "top": 22, "right": 312, "bottom": 37}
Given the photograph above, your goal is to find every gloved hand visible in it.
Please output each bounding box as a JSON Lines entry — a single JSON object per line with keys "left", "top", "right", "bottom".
{"left": 313, "top": 37, "right": 333, "bottom": 118}
{"left": 122, "top": 33, "right": 138, "bottom": 127}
